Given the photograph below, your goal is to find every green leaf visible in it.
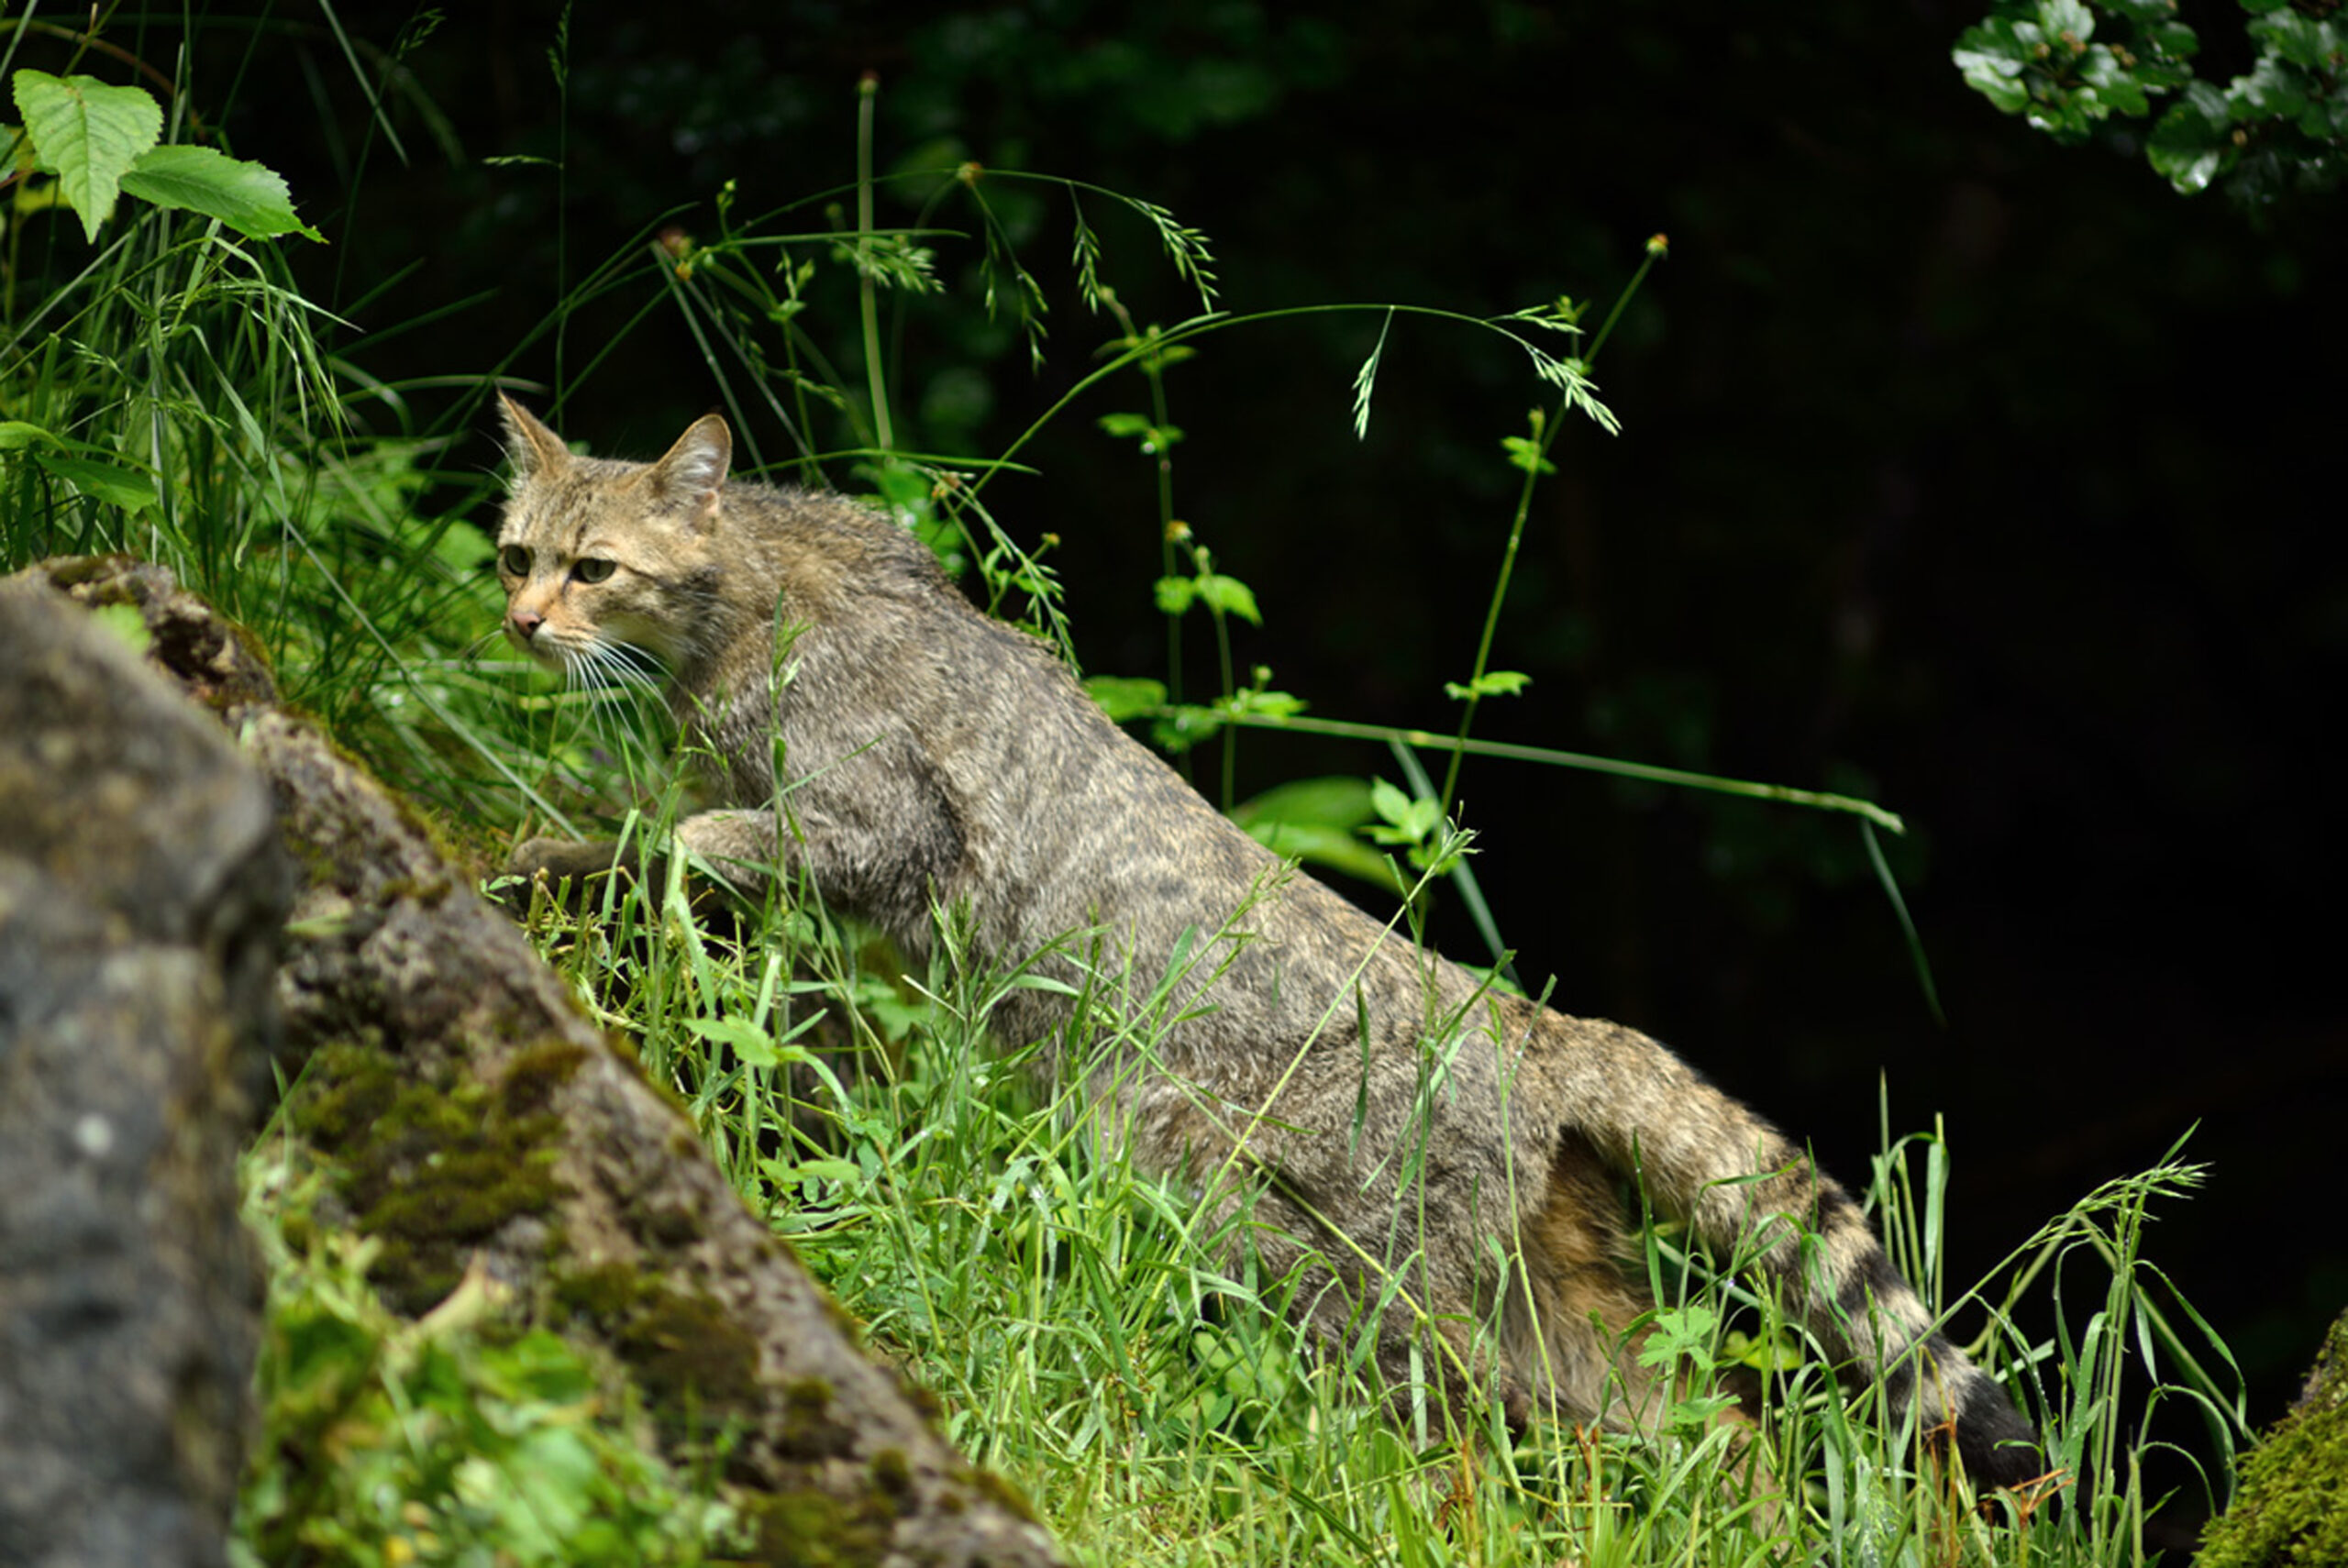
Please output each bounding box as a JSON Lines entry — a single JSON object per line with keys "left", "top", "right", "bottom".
{"left": 118, "top": 144, "right": 324, "bottom": 242}
{"left": 680, "top": 1016, "right": 780, "bottom": 1068}
{"left": 1366, "top": 777, "right": 1441, "bottom": 845}
{"left": 2037, "top": 0, "right": 2093, "bottom": 45}
{"left": 1095, "top": 410, "right": 1181, "bottom": 453}
{"left": 1150, "top": 703, "right": 1224, "bottom": 753}
{"left": 2149, "top": 82, "right": 2232, "bottom": 193}
{"left": 1230, "top": 776, "right": 1379, "bottom": 833}
{"left": 10, "top": 71, "right": 161, "bottom": 243}
{"left": 1501, "top": 434, "right": 1556, "bottom": 476}
{"left": 1154, "top": 575, "right": 1197, "bottom": 616}
{"left": 1235, "top": 778, "right": 1403, "bottom": 891}
{"left": 1194, "top": 572, "right": 1261, "bottom": 624}
{"left": 89, "top": 602, "right": 153, "bottom": 657}
{"left": 2078, "top": 49, "right": 2149, "bottom": 118}
{"left": 2249, "top": 14, "right": 2335, "bottom": 71}
{"left": 0, "top": 419, "right": 60, "bottom": 450}
{"left": 1242, "top": 819, "right": 1407, "bottom": 893}
{"left": 32, "top": 452, "right": 155, "bottom": 510}
{"left": 1445, "top": 669, "right": 1532, "bottom": 701}
{"left": 2231, "top": 57, "right": 2309, "bottom": 122}
{"left": 1221, "top": 684, "right": 1301, "bottom": 720}
{"left": 1353, "top": 308, "right": 1394, "bottom": 441}
{"left": 1083, "top": 674, "right": 1168, "bottom": 722}
{"left": 1954, "top": 21, "right": 2032, "bottom": 114}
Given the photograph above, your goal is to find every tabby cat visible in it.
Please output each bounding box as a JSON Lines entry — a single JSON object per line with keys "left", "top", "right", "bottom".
{"left": 493, "top": 393, "right": 2040, "bottom": 1485}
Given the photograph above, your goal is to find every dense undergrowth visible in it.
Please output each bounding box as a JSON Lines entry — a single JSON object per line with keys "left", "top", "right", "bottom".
{"left": 0, "top": 11, "right": 2251, "bottom": 1566}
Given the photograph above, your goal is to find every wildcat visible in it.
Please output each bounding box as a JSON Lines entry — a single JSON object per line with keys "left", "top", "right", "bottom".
{"left": 493, "top": 393, "right": 2040, "bottom": 1485}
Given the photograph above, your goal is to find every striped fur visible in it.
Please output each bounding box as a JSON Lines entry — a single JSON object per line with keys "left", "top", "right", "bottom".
{"left": 495, "top": 399, "right": 2040, "bottom": 1485}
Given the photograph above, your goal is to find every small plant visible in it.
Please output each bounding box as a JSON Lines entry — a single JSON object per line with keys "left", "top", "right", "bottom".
{"left": 234, "top": 1157, "right": 742, "bottom": 1568}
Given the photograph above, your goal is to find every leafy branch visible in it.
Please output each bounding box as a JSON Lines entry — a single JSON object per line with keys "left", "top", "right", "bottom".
{"left": 6, "top": 69, "right": 322, "bottom": 243}
{"left": 1954, "top": 0, "right": 2347, "bottom": 203}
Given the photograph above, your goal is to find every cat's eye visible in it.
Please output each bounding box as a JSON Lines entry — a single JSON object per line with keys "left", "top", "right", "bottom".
{"left": 498, "top": 544, "right": 531, "bottom": 577}
{"left": 573, "top": 558, "right": 616, "bottom": 585}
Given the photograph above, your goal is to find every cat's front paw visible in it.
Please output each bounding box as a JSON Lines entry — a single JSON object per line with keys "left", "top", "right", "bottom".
{"left": 493, "top": 836, "right": 635, "bottom": 914}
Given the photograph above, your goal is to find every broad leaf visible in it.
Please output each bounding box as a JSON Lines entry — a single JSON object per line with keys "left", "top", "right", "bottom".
{"left": 1194, "top": 572, "right": 1260, "bottom": 625}
{"left": 33, "top": 452, "right": 157, "bottom": 511}
{"left": 10, "top": 70, "right": 161, "bottom": 243}
{"left": 1083, "top": 674, "right": 1168, "bottom": 722}
{"left": 120, "top": 144, "right": 324, "bottom": 242}
{"left": 2148, "top": 82, "right": 2232, "bottom": 194}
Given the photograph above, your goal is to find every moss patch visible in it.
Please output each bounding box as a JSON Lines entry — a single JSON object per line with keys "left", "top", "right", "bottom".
{"left": 2200, "top": 1309, "right": 2348, "bottom": 1568}
{"left": 292, "top": 1039, "right": 580, "bottom": 1313}
{"left": 737, "top": 1485, "right": 896, "bottom": 1568}
{"left": 550, "top": 1261, "right": 764, "bottom": 1435}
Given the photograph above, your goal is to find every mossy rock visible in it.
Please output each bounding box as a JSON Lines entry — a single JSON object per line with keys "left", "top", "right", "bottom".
{"left": 2199, "top": 1308, "right": 2348, "bottom": 1568}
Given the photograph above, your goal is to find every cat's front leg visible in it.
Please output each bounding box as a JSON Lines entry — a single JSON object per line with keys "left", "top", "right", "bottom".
{"left": 496, "top": 834, "right": 659, "bottom": 914}
{"left": 670, "top": 808, "right": 789, "bottom": 895}
{"left": 493, "top": 810, "right": 788, "bottom": 917}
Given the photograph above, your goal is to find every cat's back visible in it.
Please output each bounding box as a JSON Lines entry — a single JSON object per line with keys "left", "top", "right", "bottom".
{"left": 718, "top": 477, "right": 981, "bottom": 621}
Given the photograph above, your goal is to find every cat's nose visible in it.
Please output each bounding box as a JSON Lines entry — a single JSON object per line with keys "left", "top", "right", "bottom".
{"left": 509, "top": 606, "right": 545, "bottom": 641}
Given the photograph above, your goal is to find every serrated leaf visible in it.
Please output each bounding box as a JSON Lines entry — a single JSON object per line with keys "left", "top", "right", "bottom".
{"left": 1154, "top": 576, "right": 1197, "bottom": 616}
{"left": 10, "top": 71, "right": 161, "bottom": 243}
{"left": 118, "top": 144, "right": 324, "bottom": 241}
{"left": 32, "top": 451, "right": 155, "bottom": 510}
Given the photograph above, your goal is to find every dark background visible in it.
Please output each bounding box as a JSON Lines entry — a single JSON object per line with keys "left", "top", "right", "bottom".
{"left": 111, "top": 0, "right": 2348, "bottom": 1502}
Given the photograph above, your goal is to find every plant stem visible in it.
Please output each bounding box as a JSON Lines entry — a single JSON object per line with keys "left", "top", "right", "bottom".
{"left": 856, "top": 72, "right": 892, "bottom": 454}
{"left": 1437, "top": 243, "right": 1663, "bottom": 820}
{"left": 1224, "top": 710, "right": 1908, "bottom": 834}
{"left": 1437, "top": 401, "right": 1553, "bottom": 819}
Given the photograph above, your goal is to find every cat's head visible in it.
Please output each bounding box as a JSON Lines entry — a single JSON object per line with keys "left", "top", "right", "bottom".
{"left": 493, "top": 395, "right": 733, "bottom": 680}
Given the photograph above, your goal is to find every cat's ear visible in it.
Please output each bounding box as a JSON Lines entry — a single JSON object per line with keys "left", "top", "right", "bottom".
{"left": 498, "top": 392, "right": 571, "bottom": 484}
{"left": 649, "top": 414, "right": 731, "bottom": 531}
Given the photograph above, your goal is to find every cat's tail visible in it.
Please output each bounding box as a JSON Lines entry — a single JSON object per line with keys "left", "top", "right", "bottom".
{"left": 1530, "top": 1012, "right": 2043, "bottom": 1487}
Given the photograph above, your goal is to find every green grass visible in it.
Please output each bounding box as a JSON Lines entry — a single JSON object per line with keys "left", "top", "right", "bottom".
{"left": 503, "top": 845, "right": 2241, "bottom": 1568}
{"left": 0, "top": 15, "right": 2250, "bottom": 1565}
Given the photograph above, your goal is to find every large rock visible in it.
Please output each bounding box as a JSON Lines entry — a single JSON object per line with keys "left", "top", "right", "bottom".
{"left": 10, "top": 556, "right": 1063, "bottom": 1567}
{"left": 2198, "top": 1307, "right": 2348, "bottom": 1568}
{"left": 0, "top": 566, "right": 290, "bottom": 1568}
